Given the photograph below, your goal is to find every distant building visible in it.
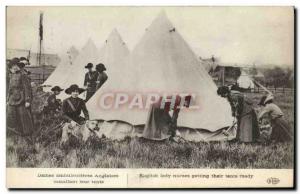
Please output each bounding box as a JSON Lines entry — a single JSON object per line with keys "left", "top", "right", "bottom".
{"left": 6, "top": 48, "right": 61, "bottom": 67}
{"left": 209, "top": 65, "right": 241, "bottom": 86}
{"left": 240, "top": 66, "right": 265, "bottom": 84}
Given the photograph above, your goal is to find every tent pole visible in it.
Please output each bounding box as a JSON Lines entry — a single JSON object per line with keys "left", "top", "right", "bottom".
{"left": 222, "top": 67, "right": 225, "bottom": 86}
{"left": 253, "top": 79, "right": 272, "bottom": 94}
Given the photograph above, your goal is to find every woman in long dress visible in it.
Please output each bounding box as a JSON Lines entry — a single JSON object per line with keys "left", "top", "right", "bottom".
{"left": 7, "top": 60, "right": 35, "bottom": 140}
{"left": 217, "top": 86, "right": 259, "bottom": 143}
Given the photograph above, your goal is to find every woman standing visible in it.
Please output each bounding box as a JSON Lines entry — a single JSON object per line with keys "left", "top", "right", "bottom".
{"left": 83, "top": 63, "right": 98, "bottom": 101}
{"left": 258, "top": 94, "right": 292, "bottom": 142}
{"left": 217, "top": 86, "right": 259, "bottom": 143}
{"left": 7, "top": 61, "right": 34, "bottom": 140}
{"left": 95, "top": 63, "right": 108, "bottom": 90}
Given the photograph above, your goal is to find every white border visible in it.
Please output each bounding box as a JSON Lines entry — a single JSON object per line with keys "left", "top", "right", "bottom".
{"left": 0, "top": 0, "right": 298, "bottom": 193}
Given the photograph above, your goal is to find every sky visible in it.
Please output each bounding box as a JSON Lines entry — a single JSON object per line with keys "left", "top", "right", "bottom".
{"left": 6, "top": 6, "right": 294, "bottom": 66}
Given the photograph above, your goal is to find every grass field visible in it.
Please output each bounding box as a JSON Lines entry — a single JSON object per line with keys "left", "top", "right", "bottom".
{"left": 6, "top": 91, "right": 294, "bottom": 168}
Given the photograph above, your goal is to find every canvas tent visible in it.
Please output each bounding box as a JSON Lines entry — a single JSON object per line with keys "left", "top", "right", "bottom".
{"left": 43, "top": 46, "right": 79, "bottom": 92}
{"left": 98, "top": 29, "right": 130, "bottom": 78}
{"left": 237, "top": 70, "right": 255, "bottom": 89}
{"left": 99, "top": 29, "right": 129, "bottom": 67}
{"left": 44, "top": 38, "right": 99, "bottom": 99}
{"left": 87, "top": 12, "right": 234, "bottom": 135}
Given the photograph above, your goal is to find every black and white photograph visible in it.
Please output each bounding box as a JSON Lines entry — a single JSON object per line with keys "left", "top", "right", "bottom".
{"left": 5, "top": 6, "right": 295, "bottom": 188}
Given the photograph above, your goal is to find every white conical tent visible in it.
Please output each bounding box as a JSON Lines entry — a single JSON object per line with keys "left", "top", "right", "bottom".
{"left": 237, "top": 70, "right": 255, "bottom": 89}
{"left": 87, "top": 12, "right": 233, "bottom": 131}
{"left": 66, "top": 38, "right": 99, "bottom": 87}
{"left": 43, "top": 46, "right": 79, "bottom": 92}
{"left": 54, "top": 39, "right": 99, "bottom": 100}
{"left": 86, "top": 30, "right": 132, "bottom": 116}
{"left": 96, "top": 28, "right": 131, "bottom": 93}
{"left": 98, "top": 29, "right": 130, "bottom": 69}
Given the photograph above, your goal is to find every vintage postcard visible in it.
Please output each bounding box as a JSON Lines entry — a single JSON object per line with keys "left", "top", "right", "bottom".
{"left": 6, "top": 6, "right": 295, "bottom": 189}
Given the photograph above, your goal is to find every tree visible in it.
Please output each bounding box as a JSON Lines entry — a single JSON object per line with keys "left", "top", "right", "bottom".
{"left": 263, "top": 66, "right": 292, "bottom": 88}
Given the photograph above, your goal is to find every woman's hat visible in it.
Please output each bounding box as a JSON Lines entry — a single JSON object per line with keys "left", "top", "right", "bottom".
{"left": 19, "top": 57, "right": 27, "bottom": 61}
{"left": 11, "top": 57, "right": 20, "bottom": 64}
{"left": 96, "top": 63, "right": 106, "bottom": 71}
{"left": 19, "top": 57, "right": 29, "bottom": 65}
{"left": 85, "top": 63, "right": 93, "bottom": 69}
{"left": 17, "top": 62, "right": 26, "bottom": 69}
{"left": 8, "top": 58, "right": 20, "bottom": 68}
{"left": 51, "top": 86, "right": 64, "bottom": 92}
{"left": 65, "top": 84, "right": 85, "bottom": 94}
{"left": 217, "top": 86, "right": 230, "bottom": 96}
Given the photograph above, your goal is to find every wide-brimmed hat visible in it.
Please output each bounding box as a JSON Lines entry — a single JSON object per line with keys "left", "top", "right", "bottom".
{"left": 8, "top": 58, "right": 20, "bottom": 68}
{"left": 51, "top": 86, "right": 64, "bottom": 92}
{"left": 11, "top": 57, "right": 20, "bottom": 64}
{"left": 19, "top": 57, "right": 27, "bottom": 61}
{"left": 85, "top": 63, "right": 93, "bottom": 69}
{"left": 217, "top": 86, "right": 230, "bottom": 96}
{"left": 65, "top": 84, "right": 85, "bottom": 95}
{"left": 19, "top": 57, "right": 29, "bottom": 65}
{"left": 96, "top": 63, "right": 106, "bottom": 71}
{"left": 17, "top": 62, "right": 26, "bottom": 69}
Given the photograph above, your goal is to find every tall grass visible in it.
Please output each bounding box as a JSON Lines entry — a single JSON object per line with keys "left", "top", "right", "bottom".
{"left": 6, "top": 136, "right": 293, "bottom": 168}
{"left": 6, "top": 92, "right": 294, "bottom": 168}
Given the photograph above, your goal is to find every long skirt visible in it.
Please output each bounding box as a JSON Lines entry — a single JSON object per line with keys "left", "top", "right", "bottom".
{"left": 271, "top": 117, "right": 293, "bottom": 142}
{"left": 237, "top": 110, "right": 260, "bottom": 142}
{"left": 85, "top": 89, "right": 96, "bottom": 102}
{"left": 7, "top": 104, "right": 34, "bottom": 136}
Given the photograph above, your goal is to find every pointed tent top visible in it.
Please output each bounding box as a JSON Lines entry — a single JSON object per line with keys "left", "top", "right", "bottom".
{"left": 99, "top": 29, "right": 130, "bottom": 55}
{"left": 156, "top": 10, "right": 168, "bottom": 20}
{"left": 133, "top": 11, "right": 177, "bottom": 55}
{"left": 111, "top": 28, "right": 120, "bottom": 36}
{"left": 147, "top": 10, "right": 173, "bottom": 32}
{"left": 82, "top": 38, "right": 98, "bottom": 52}
{"left": 105, "top": 28, "right": 127, "bottom": 46}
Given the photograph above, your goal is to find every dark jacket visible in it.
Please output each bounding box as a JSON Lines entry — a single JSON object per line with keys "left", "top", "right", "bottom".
{"left": 96, "top": 71, "right": 108, "bottom": 90}
{"left": 7, "top": 71, "right": 32, "bottom": 106}
{"left": 84, "top": 71, "right": 98, "bottom": 90}
{"left": 62, "top": 97, "right": 89, "bottom": 123}
{"left": 7, "top": 71, "right": 34, "bottom": 136}
{"left": 45, "top": 93, "right": 61, "bottom": 111}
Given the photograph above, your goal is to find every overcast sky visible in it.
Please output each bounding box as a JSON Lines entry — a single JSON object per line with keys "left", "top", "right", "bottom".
{"left": 7, "top": 6, "right": 294, "bottom": 66}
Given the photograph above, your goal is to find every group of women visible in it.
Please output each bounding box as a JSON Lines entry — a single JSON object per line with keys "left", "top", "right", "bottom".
{"left": 217, "top": 86, "right": 293, "bottom": 143}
